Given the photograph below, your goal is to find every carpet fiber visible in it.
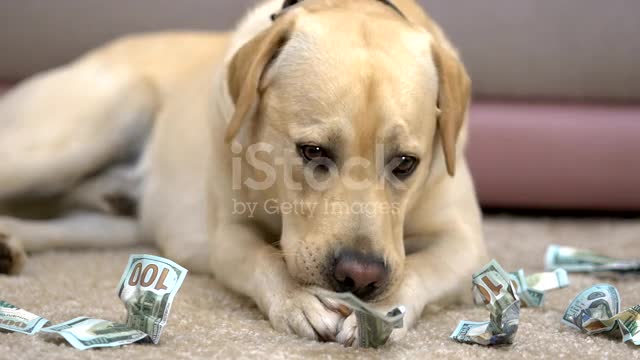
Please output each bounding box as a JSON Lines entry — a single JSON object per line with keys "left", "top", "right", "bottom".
{"left": 2, "top": 215, "right": 639, "bottom": 359}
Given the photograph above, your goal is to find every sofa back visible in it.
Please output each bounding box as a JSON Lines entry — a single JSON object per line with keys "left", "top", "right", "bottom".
{"left": 1, "top": 0, "right": 638, "bottom": 101}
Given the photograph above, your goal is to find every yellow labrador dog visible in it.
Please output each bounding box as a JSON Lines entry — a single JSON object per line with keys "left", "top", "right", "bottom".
{"left": 0, "top": 0, "right": 486, "bottom": 345}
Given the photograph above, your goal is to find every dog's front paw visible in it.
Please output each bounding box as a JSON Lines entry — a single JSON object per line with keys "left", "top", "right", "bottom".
{"left": 268, "top": 287, "right": 347, "bottom": 342}
{"left": 0, "top": 232, "right": 27, "bottom": 275}
{"left": 336, "top": 311, "right": 358, "bottom": 346}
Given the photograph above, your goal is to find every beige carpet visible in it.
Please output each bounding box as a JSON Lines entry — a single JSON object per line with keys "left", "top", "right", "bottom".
{"left": 1, "top": 215, "right": 639, "bottom": 359}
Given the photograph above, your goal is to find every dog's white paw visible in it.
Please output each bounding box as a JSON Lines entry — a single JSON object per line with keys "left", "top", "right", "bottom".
{"left": 267, "top": 286, "right": 415, "bottom": 346}
{"left": 0, "top": 232, "right": 27, "bottom": 275}
{"left": 268, "top": 288, "right": 347, "bottom": 342}
{"left": 336, "top": 312, "right": 358, "bottom": 346}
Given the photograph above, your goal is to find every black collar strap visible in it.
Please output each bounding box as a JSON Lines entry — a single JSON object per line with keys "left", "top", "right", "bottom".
{"left": 376, "top": 0, "right": 406, "bottom": 18}
{"left": 271, "top": 0, "right": 406, "bottom": 21}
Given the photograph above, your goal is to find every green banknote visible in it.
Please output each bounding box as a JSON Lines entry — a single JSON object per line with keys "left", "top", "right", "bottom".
{"left": 546, "top": 245, "right": 640, "bottom": 273}
{"left": 116, "top": 254, "right": 188, "bottom": 344}
{"left": 526, "top": 268, "right": 570, "bottom": 291}
{"left": 613, "top": 306, "right": 640, "bottom": 345}
{"left": 507, "top": 269, "right": 545, "bottom": 308}
{"left": 42, "top": 317, "right": 148, "bottom": 350}
{"left": 41, "top": 254, "right": 187, "bottom": 350}
{"left": 0, "top": 300, "right": 49, "bottom": 335}
{"left": 450, "top": 321, "right": 491, "bottom": 344}
{"left": 562, "top": 284, "right": 639, "bottom": 345}
{"left": 315, "top": 290, "right": 405, "bottom": 348}
{"left": 451, "top": 260, "right": 520, "bottom": 346}
{"left": 505, "top": 268, "right": 569, "bottom": 307}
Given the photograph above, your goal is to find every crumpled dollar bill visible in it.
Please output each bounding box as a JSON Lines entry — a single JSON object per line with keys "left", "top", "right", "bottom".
{"left": 504, "top": 268, "right": 569, "bottom": 307}
{"left": 1, "top": 254, "right": 187, "bottom": 350}
{"left": 451, "top": 260, "right": 521, "bottom": 346}
{"left": 43, "top": 254, "right": 187, "bottom": 349}
{"left": 116, "top": 254, "right": 188, "bottom": 344}
{"left": 546, "top": 245, "right": 640, "bottom": 273}
{"left": 562, "top": 284, "right": 639, "bottom": 346}
{"left": 42, "top": 317, "right": 149, "bottom": 350}
{"left": 315, "top": 289, "right": 405, "bottom": 348}
{"left": 0, "top": 300, "right": 49, "bottom": 335}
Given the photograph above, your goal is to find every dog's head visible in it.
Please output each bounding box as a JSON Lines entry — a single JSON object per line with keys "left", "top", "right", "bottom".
{"left": 226, "top": 0, "right": 470, "bottom": 301}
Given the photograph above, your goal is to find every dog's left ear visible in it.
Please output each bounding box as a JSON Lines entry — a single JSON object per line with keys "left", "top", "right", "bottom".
{"left": 225, "top": 14, "right": 297, "bottom": 143}
{"left": 431, "top": 41, "right": 471, "bottom": 177}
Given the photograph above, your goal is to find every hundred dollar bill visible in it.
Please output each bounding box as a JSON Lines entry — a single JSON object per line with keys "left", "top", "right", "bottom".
{"left": 452, "top": 260, "right": 520, "bottom": 346}
{"left": 562, "top": 284, "right": 639, "bottom": 345}
{"left": 526, "top": 268, "right": 570, "bottom": 291}
{"left": 450, "top": 321, "right": 491, "bottom": 344}
{"left": 562, "top": 284, "right": 620, "bottom": 333}
{"left": 0, "top": 300, "right": 49, "bottom": 335}
{"left": 117, "top": 254, "right": 188, "bottom": 344}
{"left": 614, "top": 305, "right": 640, "bottom": 345}
{"left": 315, "top": 290, "right": 405, "bottom": 348}
{"left": 506, "top": 270, "right": 545, "bottom": 308}
{"left": 43, "top": 254, "right": 187, "bottom": 350}
{"left": 42, "top": 317, "right": 148, "bottom": 350}
{"left": 546, "top": 245, "right": 640, "bottom": 273}
{"left": 503, "top": 268, "right": 569, "bottom": 307}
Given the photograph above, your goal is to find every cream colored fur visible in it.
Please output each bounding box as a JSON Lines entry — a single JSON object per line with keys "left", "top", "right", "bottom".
{"left": 0, "top": 0, "right": 486, "bottom": 346}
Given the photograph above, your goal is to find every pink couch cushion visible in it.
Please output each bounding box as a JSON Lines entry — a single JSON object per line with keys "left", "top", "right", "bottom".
{"left": 1, "top": 81, "right": 638, "bottom": 210}
{"left": 468, "top": 101, "right": 640, "bottom": 210}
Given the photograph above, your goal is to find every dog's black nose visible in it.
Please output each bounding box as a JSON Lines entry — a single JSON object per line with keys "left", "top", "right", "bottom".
{"left": 333, "top": 251, "right": 389, "bottom": 299}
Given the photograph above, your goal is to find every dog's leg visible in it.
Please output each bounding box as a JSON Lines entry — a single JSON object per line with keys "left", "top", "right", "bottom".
{"left": 0, "top": 58, "right": 155, "bottom": 200}
{"left": 0, "top": 212, "right": 142, "bottom": 252}
{"left": 0, "top": 159, "right": 144, "bottom": 275}
{"left": 210, "top": 221, "right": 347, "bottom": 342}
{"left": 0, "top": 212, "right": 142, "bottom": 274}
{"left": 64, "top": 164, "right": 142, "bottom": 217}
{"left": 0, "top": 232, "right": 27, "bottom": 275}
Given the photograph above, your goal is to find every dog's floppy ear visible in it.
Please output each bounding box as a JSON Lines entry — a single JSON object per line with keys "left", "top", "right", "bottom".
{"left": 225, "top": 14, "right": 297, "bottom": 143}
{"left": 431, "top": 41, "right": 471, "bottom": 177}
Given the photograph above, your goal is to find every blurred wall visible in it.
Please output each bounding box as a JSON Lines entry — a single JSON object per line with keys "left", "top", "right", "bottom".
{"left": 1, "top": 0, "right": 639, "bottom": 100}
{"left": 0, "top": 0, "right": 257, "bottom": 78}
{"left": 425, "top": 0, "right": 640, "bottom": 101}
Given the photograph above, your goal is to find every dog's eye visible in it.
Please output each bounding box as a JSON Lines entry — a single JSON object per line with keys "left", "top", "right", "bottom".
{"left": 391, "top": 156, "right": 419, "bottom": 179}
{"left": 298, "top": 144, "right": 330, "bottom": 162}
